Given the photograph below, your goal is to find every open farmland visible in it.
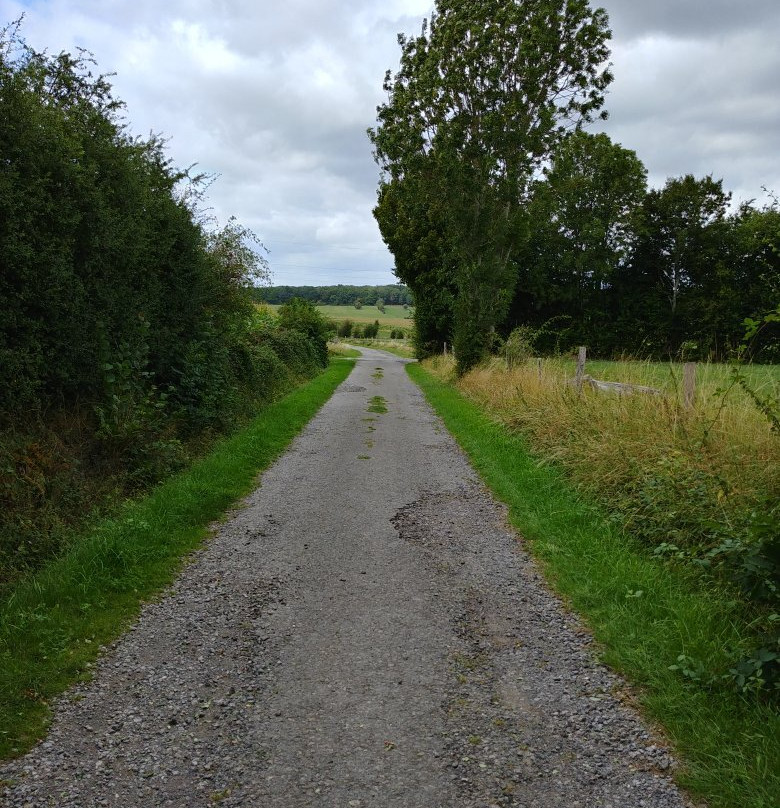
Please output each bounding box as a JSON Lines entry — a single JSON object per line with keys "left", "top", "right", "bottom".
{"left": 262, "top": 303, "right": 413, "bottom": 333}
{"left": 429, "top": 354, "right": 780, "bottom": 512}
{"left": 424, "top": 353, "right": 779, "bottom": 647}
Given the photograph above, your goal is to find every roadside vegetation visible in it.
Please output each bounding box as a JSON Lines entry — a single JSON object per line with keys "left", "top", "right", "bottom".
{"left": 423, "top": 351, "right": 779, "bottom": 696}
{"left": 410, "top": 362, "right": 779, "bottom": 808}
{"left": 327, "top": 343, "right": 362, "bottom": 358}
{"left": 0, "top": 25, "right": 335, "bottom": 592}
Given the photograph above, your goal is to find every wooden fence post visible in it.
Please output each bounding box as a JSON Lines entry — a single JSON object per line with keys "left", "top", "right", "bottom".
{"left": 683, "top": 362, "right": 696, "bottom": 410}
{"left": 537, "top": 357, "right": 543, "bottom": 384}
{"left": 443, "top": 341, "right": 448, "bottom": 357}
{"left": 575, "top": 346, "right": 587, "bottom": 394}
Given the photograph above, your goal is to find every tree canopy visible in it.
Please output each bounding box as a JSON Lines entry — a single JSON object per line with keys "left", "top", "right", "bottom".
{"left": 369, "top": 4, "right": 778, "bottom": 364}
{"left": 255, "top": 284, "right": 412, "bottom": 306}
{"left": 370, "top": 0, "right": 613, "bottom": 371}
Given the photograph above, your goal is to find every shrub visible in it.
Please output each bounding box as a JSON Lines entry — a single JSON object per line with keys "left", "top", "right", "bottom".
{"left": 503, "top": 326, "right": 536, "bottom": 367}
{"left": 363, "top": 320, "right": 380, "bottom": 339}
{"left": 277, "top": 298, "right": 333, "bottom": 366}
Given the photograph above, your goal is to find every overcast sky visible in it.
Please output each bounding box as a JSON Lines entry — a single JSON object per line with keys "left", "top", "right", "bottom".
{"left": 4, "top": 0, "right": 779, "bottom": 286}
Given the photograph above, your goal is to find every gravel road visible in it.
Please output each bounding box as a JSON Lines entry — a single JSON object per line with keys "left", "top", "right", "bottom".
{"left": 2, "top": 348, "right": 696, "bottom": 807}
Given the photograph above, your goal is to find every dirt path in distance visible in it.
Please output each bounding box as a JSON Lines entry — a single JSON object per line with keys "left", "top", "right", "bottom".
{"left": 1, "top": 348, "right": 694, "bottom": 807}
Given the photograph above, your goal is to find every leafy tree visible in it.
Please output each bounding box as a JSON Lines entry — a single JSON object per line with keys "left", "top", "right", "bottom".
{"left": 373, "top": 176, "right": 456, "bottom": 357}
{"left": 626, "top": 175, "right": 731, "bottom": 355}
{"left": 206, "top": 216, "right": 270, "bottom": 290}
{"left": 337, "top": 319, "right": 354, "bottom": 338}
{"left": 509, "top": 131, "right": 646, "bottom": 348}
{"left": 362, "top": 320, "right": 380, "bottom": 339}
{"left": 639, "top": 175, "right": 730, "bottom": 315}
{"left": 728, "top": 200, "right": 780, "bottom": 361}
{"left": 253, "top": 285, "right": 412, "bottom": 306}
{"left": 376, "top": 297, "right": 385, "bottom": 313}
{"left": 277, "top": 298, "right": 333, "bottom": 365}
{"left": 370, "top": 0, "right": 613, "bottom": 372}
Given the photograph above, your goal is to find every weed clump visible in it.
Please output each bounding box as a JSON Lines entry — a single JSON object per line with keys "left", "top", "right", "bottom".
{"left": 367, "top": 396, "right": 388, "bottom": 414}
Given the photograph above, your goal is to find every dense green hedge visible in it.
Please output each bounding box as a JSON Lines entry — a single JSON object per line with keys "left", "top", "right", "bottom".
{"left": 0, "top": 28, "right": 331, "bottom": 586}
{"left": 0, "top": 33, "right": 254, "bottom": 423}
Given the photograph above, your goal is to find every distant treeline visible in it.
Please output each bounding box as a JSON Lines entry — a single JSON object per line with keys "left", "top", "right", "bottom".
{"left": 255, "top": 284, "right": 412, "bottom": 307}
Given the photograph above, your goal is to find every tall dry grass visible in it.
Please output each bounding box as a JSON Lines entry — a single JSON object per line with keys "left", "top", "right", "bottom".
{"left": 425, "top": 354, "right": 779, "bottom": 558}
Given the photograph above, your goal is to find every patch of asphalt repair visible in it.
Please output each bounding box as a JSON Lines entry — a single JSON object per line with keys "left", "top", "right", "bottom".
{"left": 1, "top": 347, "right": 696, "bottom": 807}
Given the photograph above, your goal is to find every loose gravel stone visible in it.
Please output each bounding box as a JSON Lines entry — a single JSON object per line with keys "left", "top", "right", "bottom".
{"left": 1, "top": 348, "right": 696, "bottom": 807}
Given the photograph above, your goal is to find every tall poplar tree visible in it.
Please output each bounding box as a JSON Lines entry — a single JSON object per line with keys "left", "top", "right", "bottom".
{"left": 370, "top": 0, "right": 613, "bottom": 371}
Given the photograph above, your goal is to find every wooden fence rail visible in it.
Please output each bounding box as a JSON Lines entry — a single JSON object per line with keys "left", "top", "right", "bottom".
{"left": 567, "top": 346, "right": 695, "bottom": 404}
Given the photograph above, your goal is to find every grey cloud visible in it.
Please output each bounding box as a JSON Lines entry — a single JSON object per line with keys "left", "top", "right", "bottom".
{"left": 602, "top": 0, "right": 780, "bottom": 39}
{"left": 596, "top": 4, "right": 780, "bottom": 202}
{"left": 4, "top": 0, "right": 418, "bottom": 284}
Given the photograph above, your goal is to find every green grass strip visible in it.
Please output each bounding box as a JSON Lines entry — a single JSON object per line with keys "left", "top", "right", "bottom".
{"left": 408, "top": 363, "right": 779, "bottom": 808}
{"left": 0, "top": 358, "right": 355, "bottom": 759}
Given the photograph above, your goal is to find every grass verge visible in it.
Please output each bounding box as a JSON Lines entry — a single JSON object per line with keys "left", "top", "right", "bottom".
{"left": 0, "top": 357, "right": 355, "bottom": 760}
{"left": 328, "top": 343, "right": 362, "bottom": 358}
{"left": 408, "top": 362, "right": 780, "bottom": 808}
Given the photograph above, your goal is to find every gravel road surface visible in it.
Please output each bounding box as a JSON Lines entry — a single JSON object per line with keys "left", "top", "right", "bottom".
{"left": 2, "top": 348, "right": 695, "bottom": 807}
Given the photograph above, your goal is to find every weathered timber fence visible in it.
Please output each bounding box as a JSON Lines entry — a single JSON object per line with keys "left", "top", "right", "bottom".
{"left": 568, "top": 347, "right": 696, "bottom": 407}
{"left": 683, "top": 362, "right": 697, "bottom": 409}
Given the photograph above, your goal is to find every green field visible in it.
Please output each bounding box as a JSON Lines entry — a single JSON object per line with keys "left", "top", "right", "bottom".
{"left": 262, "top": 303, "right": 414, "bottom": 333}
{"left": 533, "top": 356, "right": 780, "bottom": 397}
